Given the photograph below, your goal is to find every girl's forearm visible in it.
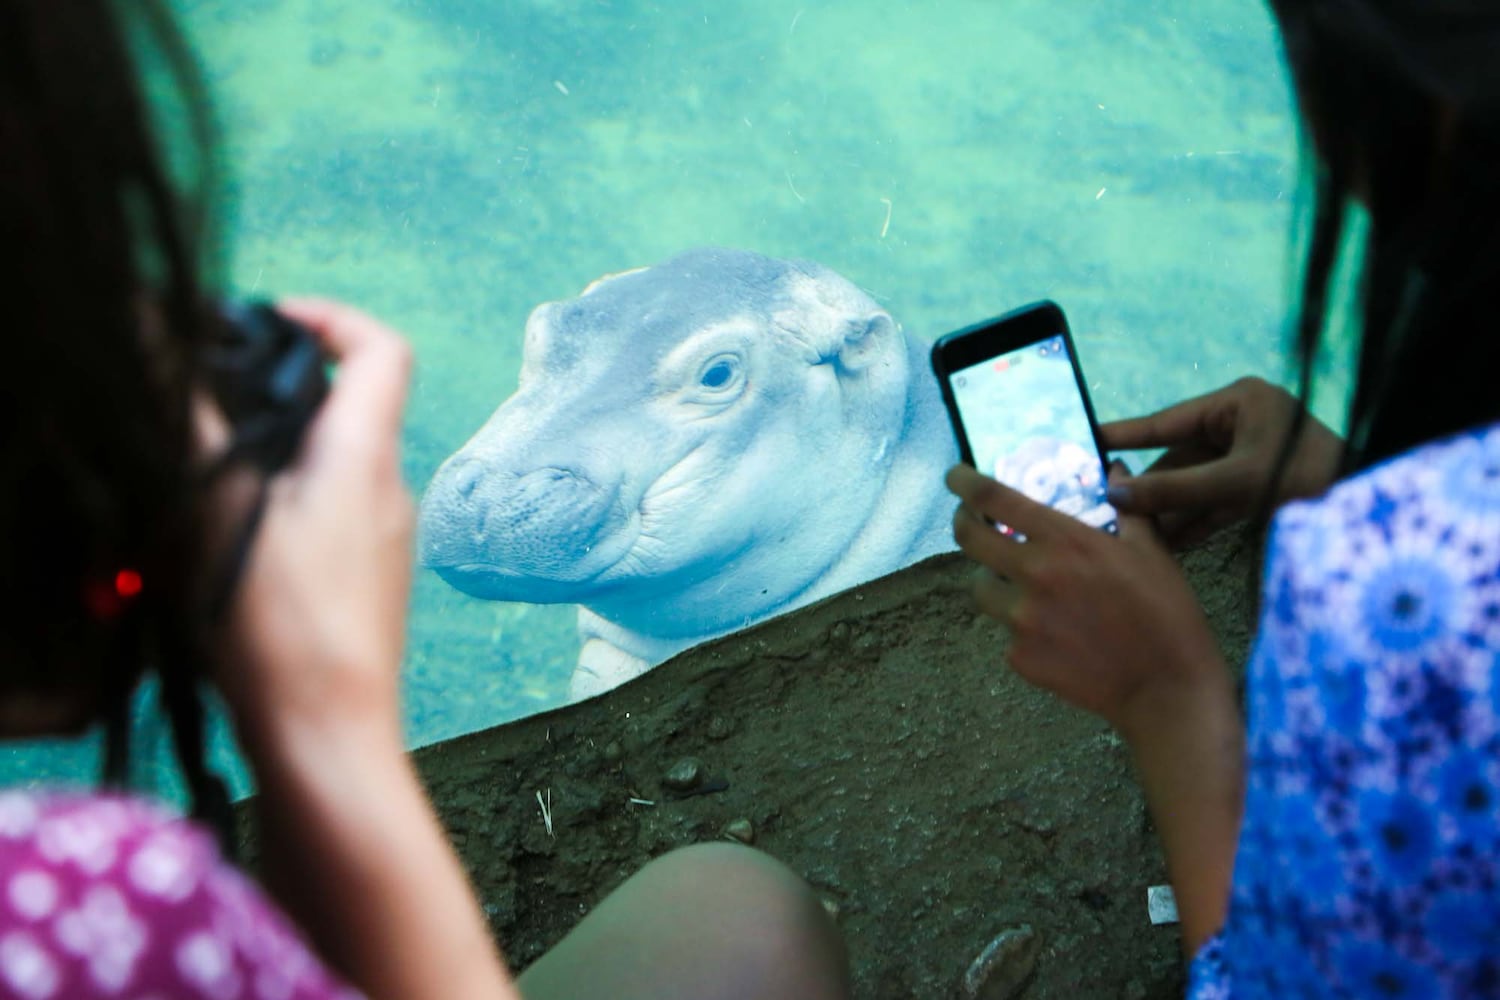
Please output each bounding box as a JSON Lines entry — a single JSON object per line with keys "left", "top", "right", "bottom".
{"left": 1117, "top": 667, "right": 1246, "bottom": 955}
{"left": 245, "top": 715, "right": 523, "bottom": 1000}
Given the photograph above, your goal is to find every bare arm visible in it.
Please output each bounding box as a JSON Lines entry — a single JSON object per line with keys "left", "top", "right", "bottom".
{"left": 947, "top": 463, "right": 1246, "bottom": 954}
{"left": 1116, "top": 672, "right": 1245, "bottom": 953}
{"left": 244, "top": 715, "right": 523, "bottom": 1000}
{"left": 210, "top": 299, "right": 521, "bottom": 1000}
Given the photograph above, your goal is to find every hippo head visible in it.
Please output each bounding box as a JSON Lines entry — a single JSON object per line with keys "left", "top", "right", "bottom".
{"left": 418, "top": 247, "right": 920, "bottom": 635}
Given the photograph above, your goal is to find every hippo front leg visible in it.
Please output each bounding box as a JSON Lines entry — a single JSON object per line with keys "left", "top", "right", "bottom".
{"left": 570, "top": 608, "right": 690, "bottom": 701}
{"left": 571, "top": 637, "right": 651, "bottom": 701}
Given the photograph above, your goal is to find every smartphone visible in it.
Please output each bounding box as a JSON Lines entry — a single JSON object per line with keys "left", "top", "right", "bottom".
{"left": 930, "top": 300, "right": 1119, "bottom": 535}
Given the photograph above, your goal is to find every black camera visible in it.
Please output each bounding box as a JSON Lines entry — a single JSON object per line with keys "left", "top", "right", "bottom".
{"left": 206, "top": 301, "right": 329, "bottom": 474}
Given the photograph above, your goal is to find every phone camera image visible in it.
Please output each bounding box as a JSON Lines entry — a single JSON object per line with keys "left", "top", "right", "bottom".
{"left": 990, "top": 436, "right": 1114, "bottom": 530}
{"left": 933, "top": 303, "right": 1119, "bottom": 536}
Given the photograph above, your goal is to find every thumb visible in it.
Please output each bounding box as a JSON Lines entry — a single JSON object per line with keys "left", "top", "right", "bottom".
{"left": 1107, "top": 461, "right": 1158, "bottom": 544}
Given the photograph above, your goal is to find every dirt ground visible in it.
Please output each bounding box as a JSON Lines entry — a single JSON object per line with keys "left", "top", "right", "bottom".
{"left": 242, "top": 527, "right": 1258, "bottom": 998}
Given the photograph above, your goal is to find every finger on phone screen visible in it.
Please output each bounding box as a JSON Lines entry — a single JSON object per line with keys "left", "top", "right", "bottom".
{"left": 1117, "top": 461, "right": 1250, "bottom": 517}
{"left": 1100, "top": 393, "right": 1216, "bottom": 451}
{"left": 1107, "top": 462, "right": 1158, "bottom": 545}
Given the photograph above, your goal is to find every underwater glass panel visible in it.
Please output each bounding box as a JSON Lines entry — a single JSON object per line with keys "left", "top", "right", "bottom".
{"left": 4, "top": 0, "right": 1316, "bottom": 793}
{"left": 181, "top": 0, "right": 1308, "bottom": 746}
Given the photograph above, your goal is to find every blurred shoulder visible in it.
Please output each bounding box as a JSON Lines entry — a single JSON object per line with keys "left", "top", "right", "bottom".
{"left": 0, "top": 789, "right": 205, "bottom": 878}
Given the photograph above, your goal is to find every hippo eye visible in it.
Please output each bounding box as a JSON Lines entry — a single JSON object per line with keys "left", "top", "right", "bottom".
{"left": 698, "top": 356, "right": 741, "bottom": 391}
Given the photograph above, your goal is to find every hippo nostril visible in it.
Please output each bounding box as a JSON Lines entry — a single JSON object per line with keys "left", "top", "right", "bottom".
{"left": 453, "top": 460, "right": 485, "bottom": 498}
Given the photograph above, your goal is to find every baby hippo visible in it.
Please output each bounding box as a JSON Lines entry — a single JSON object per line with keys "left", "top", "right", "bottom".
{"left": 419, "top": 248, "right": 960, "bottom": 700}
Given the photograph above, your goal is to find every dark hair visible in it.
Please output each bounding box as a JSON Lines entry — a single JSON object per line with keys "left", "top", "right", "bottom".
{"left": 0, "top": 1, "right": 231, "bottom": 839}
{"left": 1271, "top": 0, "right": 1500, "bottom": 478}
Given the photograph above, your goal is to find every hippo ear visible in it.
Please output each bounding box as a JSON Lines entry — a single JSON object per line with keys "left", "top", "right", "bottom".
{"left": 836, "top": 312, "right": 900, "bottom": 373}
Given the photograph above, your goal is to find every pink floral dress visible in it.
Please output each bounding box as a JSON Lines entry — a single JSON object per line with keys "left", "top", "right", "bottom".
{"left": 0, "top": 791, "right": 362, "bottom": 1000}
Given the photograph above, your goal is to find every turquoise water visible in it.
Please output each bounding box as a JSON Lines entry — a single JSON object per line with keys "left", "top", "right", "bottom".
{"left": 9, "top": 0, "right": 1335, "bottom": 795}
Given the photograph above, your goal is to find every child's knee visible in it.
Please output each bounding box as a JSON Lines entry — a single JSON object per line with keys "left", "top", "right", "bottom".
{"left": 635, "top": 842, "right": 848, "bottom": 992}
{"left": 640, "top": 843, "right": 818, "bottom": 915}
{"left": 518, "top": 842, "right": 850, "bottom": 1000}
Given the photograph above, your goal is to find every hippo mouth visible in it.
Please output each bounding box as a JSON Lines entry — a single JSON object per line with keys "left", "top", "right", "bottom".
{"left": 421, "top": 507, "right": 647, "bottom": 603}
{"left": 431, "top": 562, "right": 608, "bottom": 604}
{"left": 418, "top": 457, "right": 646, "bottom": 589}
{"left": 417, "top": 515, "right": 645, "bottom": 602}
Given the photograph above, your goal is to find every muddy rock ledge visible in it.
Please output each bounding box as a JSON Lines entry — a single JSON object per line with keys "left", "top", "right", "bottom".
{"left": 238, "top": 528, "right": 1257, "bottom": 999}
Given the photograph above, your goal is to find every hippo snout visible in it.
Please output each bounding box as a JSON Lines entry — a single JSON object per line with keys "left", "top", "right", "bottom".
{"left": 418, "top": 458, "right": 628, "bottom": 592}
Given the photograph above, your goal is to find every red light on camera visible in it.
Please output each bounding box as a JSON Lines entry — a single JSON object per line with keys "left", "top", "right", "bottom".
{"left": 115, "top": 569, "right": 143, "bottom": 598}
{"left": 992, "top": 359, "right": 1010, "bottom": 372}
{"left": 84, "top": 568, "right": 143, "bottom": 621}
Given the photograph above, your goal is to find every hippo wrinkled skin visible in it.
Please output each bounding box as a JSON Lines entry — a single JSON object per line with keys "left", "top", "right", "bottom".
{"left": 419, "top": 247, "right": 959, "bottom": 700}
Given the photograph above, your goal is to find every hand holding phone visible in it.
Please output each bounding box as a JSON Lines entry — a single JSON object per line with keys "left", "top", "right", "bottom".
{"left": 930, "top": 301, "right": 1118, "bottom": 536}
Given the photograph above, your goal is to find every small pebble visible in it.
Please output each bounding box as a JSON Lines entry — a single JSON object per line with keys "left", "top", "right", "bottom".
{"left": 724, "top": 818, "right": 755, "bottom": 844}
{"left": 706, "top": 716, "right": 734, "bottom": 741}
{"left": 663, "top": 757, "right": 705, "bottom": 792}
{"left": 960, "top": 924, "right": 1040, "bottom": 1000}
{"left": 602, "top": 740, "right": 623, "bottom": 763}
{"left": 820, "top": 897, "right": 841, "bottom": 921}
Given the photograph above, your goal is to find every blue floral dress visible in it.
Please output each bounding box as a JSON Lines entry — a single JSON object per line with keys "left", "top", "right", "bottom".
{"left": 1189, "top": 422, "right": 1500, "bottom": 998}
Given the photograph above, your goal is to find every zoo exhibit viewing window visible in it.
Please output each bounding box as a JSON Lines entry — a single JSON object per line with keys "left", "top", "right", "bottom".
{"left": 27, "top": 0, "right": 1302, "bottom": 790}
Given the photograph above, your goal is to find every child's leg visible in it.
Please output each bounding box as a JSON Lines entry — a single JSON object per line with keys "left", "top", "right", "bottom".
{"left": 516, "top": 842, "right": 850, "bottom": 1000}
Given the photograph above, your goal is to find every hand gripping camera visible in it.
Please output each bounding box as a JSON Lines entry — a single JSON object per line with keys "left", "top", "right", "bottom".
{"left": 205, "top": 301, "right": 329, "bottom": 475}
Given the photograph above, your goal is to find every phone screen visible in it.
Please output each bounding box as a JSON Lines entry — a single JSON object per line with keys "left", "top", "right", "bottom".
{"left": 947, "top": 334, "right": 1119, "bottom": 534}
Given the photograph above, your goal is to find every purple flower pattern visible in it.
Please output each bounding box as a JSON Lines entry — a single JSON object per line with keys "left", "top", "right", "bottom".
{"left": 1191, "top": 422, "right": 1500, "bottom": 997}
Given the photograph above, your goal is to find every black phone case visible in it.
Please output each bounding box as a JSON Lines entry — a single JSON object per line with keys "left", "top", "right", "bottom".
{"left": 929, "top": 300, "right": 1112, "bottom": 475}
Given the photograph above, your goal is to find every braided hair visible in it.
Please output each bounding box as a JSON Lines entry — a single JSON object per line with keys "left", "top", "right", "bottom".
{"left": 0, "top": 0, "right": 233, "bottom": 845}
